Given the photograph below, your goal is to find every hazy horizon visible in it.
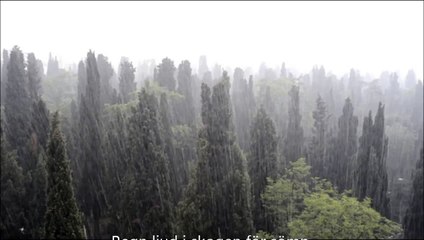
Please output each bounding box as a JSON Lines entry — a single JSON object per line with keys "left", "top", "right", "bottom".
{"left": 1, "top": 1, "right": 423, "bottom": 80}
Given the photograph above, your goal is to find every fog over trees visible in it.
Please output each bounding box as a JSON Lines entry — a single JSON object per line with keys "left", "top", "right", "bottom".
{"left": 1, "top": 1, "right": 423, "bottom": 240}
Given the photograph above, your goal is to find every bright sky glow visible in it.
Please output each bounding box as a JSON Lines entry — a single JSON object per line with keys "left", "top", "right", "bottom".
{"left": 1, "top": 1, "right": 423, "bottom": 80}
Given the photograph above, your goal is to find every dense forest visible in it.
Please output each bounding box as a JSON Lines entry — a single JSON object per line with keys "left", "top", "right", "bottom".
{"left": 0, "top": 46, "right": 423, "bottom": 239}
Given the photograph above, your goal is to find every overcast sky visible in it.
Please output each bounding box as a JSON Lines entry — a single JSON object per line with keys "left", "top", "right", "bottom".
{"left": 1, "top": 1, "right": 423, "bottom": 80}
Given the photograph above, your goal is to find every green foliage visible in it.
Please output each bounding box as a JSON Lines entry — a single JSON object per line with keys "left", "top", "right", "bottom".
{"left": 178, "top": 77, "right": 253, "bottom": 237}
{"left": 308, "top": 95, "right": 328, "bottom": 178}
{"left": 232, "top": 68, "right": 256, "bottom": 150}
{"left": 176, "top": 60, "right": 195, "bottom": 126}
{"left": 284, "top": 85, "right": 304, "bottom": 164}
{"left": 27, "top": 53, "right": 42, "bottom": 102}
{"left": 155, "top": 57, "right": 176, "bottom": 91}
{"left": 249, "top": 107, "right": 278, "bottom": 232}
{"left": 77, "top": 51, "right": 106, "bottom": 238}
{"left": 146, "top": 80, "right": 185, "bottom": 101}
{"left": 354, "top": 103, "right": 390, "bottom": 218}
{"left": 42, "top": 70, "right": 77, "bottom": 112}
{"left": 0, "top": 128, "right": 26, "bottom": 239}
{"left": 123, "top": 89, "right": 175, "bottom": 236}
{"left": 262, "top": 158, "right": 311, "bottom": 236}
{"left": 262, "top": 158, "right": 400, "bottom": 239}
{"left": 25, "top": 150, "right": 48, "bottom": 238}
{"left": 118, "top": 58, "right": 136, "bottom": 103}
{"left": 5, "top": 46, "right": 32, "bottom": 169}
{"left": 97, "top": 54, "right": 115, "bottom": 105}
{"left": 159, "top": 93, "right": 181, "bottom": 203}
{"left": 1, "top": 49, "right": 9, "bottom": 105}
{"left": 256, "top": 230, "right": 274, "bottom": 239}
{"left": 403, "top": 148, "right": 424, "bottom": 239}
{"left": 1, "top": 45, "right": 421, "bottom": 240}
{"left": 288, "top": 193, "right": 401, "bottom": 239}
{"left": 45, "top": 112, "right": 84, "bottom": 239}
{"left": 327, "top": 98, "right": 358, "bottom": 193}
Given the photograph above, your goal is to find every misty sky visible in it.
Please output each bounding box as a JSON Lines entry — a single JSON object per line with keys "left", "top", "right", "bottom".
{"left": 1, "top": 1, "right": 423, "bottom": 80}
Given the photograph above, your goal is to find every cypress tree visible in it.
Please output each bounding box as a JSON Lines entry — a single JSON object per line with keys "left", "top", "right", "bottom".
{"left": 232, "top": 68, "right": 256, "bottom": 150}
{"left": 348, "top": 69, "right": 362, "bottom": 108}
{"left": 26, "top": 150, "right": 48, "bottom": 238}
{"left": 5, "top": 46, "right": 32, "bottom": 170}
{"left": 249, "top": 106, "right": 278, "bottom": 232}
{"left": 46, "top": 53, "right": 59, "bottom": 78}
{"left": 0, "top": 117, "right": 26, "bottom": 239}
{"left": 403, "top": 148, "right": 424, "bottom": 239}
{"left": 30, "top": 99, "right": 50, "bottom": 151}
{"left": 78, "top": 50, "right": 105, "bottom": 238}
{"left": 44, "top": 112, "right": 84, "bottom": 239}
{"left": 328, "top": 98, "right": 358, "bottom": 192}
{"left": 284, "top": 85, "right": 304, "bottom": 164}
{"left": 174, "top": 61, "right": 198, "bottom": 193}
{"left": 411, "top": 80, "right": 423, "bottom": 128}
{"left": 26, "top": 99, "right": 49, "bottom": 238}
{"left": 77, "top": 60, "right": 87, "bottom": 106}
{"left": 123, "top": 89, "right": 174, "bottom": 236}
{"left": 1, "top": 49, "right": 9, "bottom": 105}
{"left": 118, "top": 58, "right": 136, "bottom": 103}
{"left": 176, "top": 60, "right": 195, "bottom": 126}
{"left": 97, "top": 54, "right": 115, "bottom": 105}
{"left": 101, "top": 104, "right": 130, "bottom": 236}
{"left": 179, "top": 73, "right": 254, "bottom": 237}
{"left": 27, "top": 53, "right": 42, "bottom": 102}
{"left": 159, "top": 93, "right": 181, "bottom": 203}
{"left": 354, "top": 103, "right": 390, "bottom": 218}
{"left": 155, "top": 57, "right": 176, "bottom": 91}
{"left": 308, "top": 95, "right": 328, "bottom": 178}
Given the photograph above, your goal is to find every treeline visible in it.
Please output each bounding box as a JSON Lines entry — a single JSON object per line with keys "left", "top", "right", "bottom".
{"left": 0, "top": 46, "right": 423, "bottom": 239}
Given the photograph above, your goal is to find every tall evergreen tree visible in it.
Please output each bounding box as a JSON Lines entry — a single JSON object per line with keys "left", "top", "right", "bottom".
{"left": 176, "top": 60, "right": 195, "bottom": 126}
{"left": 0, "top": 117, "right": 26, "bottom": 239}
{"left": 249, "top": 106, "right": 278, "bottom": 232}
{"left": 30, "top": 99, "right": 50, "bottom": 151}
{"left": 100, "top": 103, "right": 130, "bottom": 236}
{"left": 411, "top": 80, "right": 423, "bottom": 128}
{"left": 5, "top": 46, "right": 32, "bottom": 170}
{"left": 27, "top": 53, "right": 42, "bottom": 102}
{"left": 97, "top": 54, "right": 115, "bottom": 105}
{"left": 232, "top": 68, "right": 256, "bottom": 150}
{"left": 348, "top": 69, "right": 362, "bottom": 108}
{"left": 308, "top": 95, "right": 328, "bottom": 178}
{"left": 122, "top": 89, "right": 174, "bottom": 236}
{"left": 77, "top": 60, "right": 87, "bottom": 106}
{"left": 118, "top": 58, "right": 136, "bottom": 103}
{"left": 78, "top": 50, "right": 105, "bottom": 238}
{"left": 328, "top": 98, "right": 358, "bottom": 192}
{"left": 403, "top": 148, "right": 423, "bottom": 239}
{"left": 354, "top": 103, "right": 390, "bottom": 218}
{"left": 159, "top": 93, "right": 180, "bottom": 203}
{"left": 385, "top": 72, "right": 401, "bottom": 114}
{"left": 44, "top": 112, "right": 84, "bottom": 239}
{"left": 46, "top": 53, "right": 59, "bottom": 78}
{"left": 284, "top": 85, "right": 304, "bottom": 164}
{"left": 155, "top": 57, "right": 176, "bottom": 91}
{"left": 26, "top": 149, "right": 48, "bottom": 238}
{"left": 25, "top": 98, "right": 50, "bottom": 238}
{"left": 179, "top": 73, "right": 254, "bottom": 237}
{"left": 1, "top": 49, "right": 9, "bottom": 105}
